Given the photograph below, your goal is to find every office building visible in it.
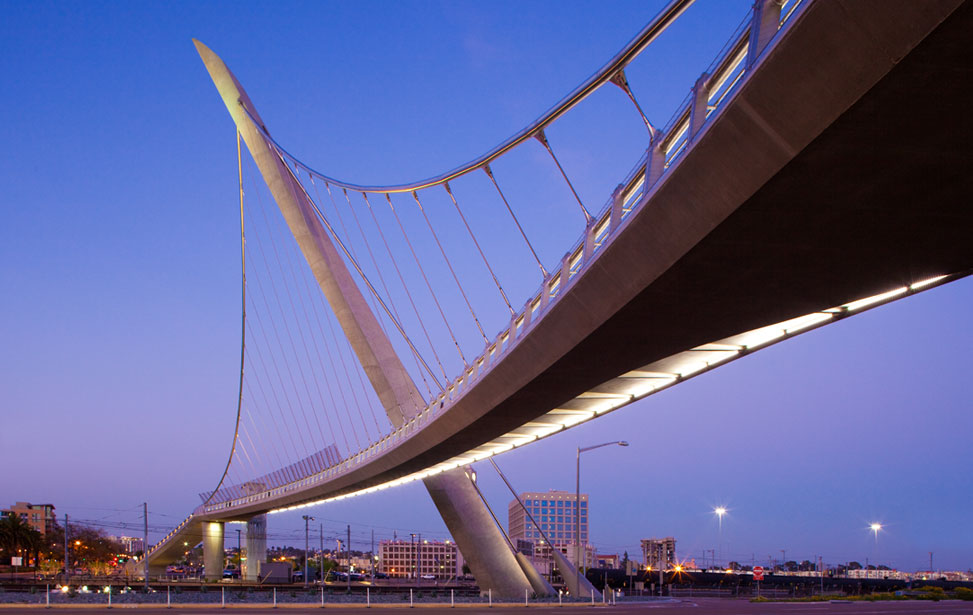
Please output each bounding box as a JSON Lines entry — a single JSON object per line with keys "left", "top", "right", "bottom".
{"left": 508, "top": 490, "right": 587, "bottom": 546}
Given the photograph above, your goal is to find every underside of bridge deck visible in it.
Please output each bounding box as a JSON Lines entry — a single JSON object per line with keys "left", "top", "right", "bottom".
{"left": 414, "top": 0, "right": 973, "bottom": 464}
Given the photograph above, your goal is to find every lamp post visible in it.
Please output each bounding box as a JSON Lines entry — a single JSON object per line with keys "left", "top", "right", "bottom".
{"left": 576, "top": 440, "right": 628, "bottom": 593}
{"left": 409, "top": 534, "right": 417, "bottom": 580}
{"left": 714, "top": 507, "right": 727, "bottom": 567}
{"left": 869, "top": 523, "right": 882, "bottom": 543}
{"left": 302, "top": 515, "right": 314, "bottom": 588}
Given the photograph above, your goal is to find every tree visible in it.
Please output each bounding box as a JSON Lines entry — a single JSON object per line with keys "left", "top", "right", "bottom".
{"left": 848, "top": 561, "right": 862, "bottom": 570}
{"left": 0, "top": 513, "right": 43, "bottom": 566}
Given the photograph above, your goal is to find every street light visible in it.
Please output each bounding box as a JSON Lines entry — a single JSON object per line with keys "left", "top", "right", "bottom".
{"left": 869, "top": 523, "right": 882, "bottom": 542}
{"left": 714, "top": 507, "right": 727, "bottom": 567}
{"left": 576, "top": 440, "right": 629, "bottom": 592}
{"left": 302, "top": 515, "right": 314, "bottom": 588}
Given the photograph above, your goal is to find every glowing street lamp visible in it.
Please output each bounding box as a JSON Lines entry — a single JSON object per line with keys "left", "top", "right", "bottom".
{"left": 869, "top": 523, "right": 882, "bottom": 542}
{"left": 714, "top": 507, "right": 728, "bottom": 567}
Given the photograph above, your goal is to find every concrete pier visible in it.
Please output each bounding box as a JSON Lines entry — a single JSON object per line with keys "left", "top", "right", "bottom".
{"left": 202, "top": 521, "right": 224, "bottom": 582}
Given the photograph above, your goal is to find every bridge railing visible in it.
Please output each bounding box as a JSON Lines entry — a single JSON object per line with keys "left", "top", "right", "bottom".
{"left": 200, "top": 0, "right": 810, "bottom": 516}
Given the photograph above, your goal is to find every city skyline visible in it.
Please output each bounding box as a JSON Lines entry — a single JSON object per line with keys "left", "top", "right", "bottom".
{"left": 2, "top": 0, "right": 970, "bottom": 574}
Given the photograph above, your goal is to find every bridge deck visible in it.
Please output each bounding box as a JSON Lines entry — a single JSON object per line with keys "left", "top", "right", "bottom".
{"left": 150, "top": 0, "right": 971, "bottom": 564}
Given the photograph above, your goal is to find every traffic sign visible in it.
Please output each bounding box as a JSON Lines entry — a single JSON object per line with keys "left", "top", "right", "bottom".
{"left": 752, "top": 566, "right": 765, "bottom": 581}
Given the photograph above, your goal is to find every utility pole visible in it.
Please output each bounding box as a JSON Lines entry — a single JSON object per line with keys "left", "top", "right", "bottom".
{"left": 319, "top": 524, "right": 323, "bottom": 584}
{"left": 143, "top": 503, "right": 149, "bottom": 591}
{"left": 63, "top": 514, "right": 69, "bottom": 585}
{"left": 303, "top": 515, "right": 314, "bottom": 588}
{"left": 819, "top": 556, "right": 824, "bottom": 594}
{"left": 929, "top": 552, "right": 933, "bottom": 573}
{"left": 370, "top": 529, "right": 375, "bottom": 580}
{"left": 346, "top": 525, "right": 351, "bottom": 593}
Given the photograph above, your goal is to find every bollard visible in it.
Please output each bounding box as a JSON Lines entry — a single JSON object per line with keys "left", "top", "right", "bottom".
{"left": 525, "top": 588, "right": 529, "bottom": 607}
{"left": 451, "top": 589, "right": 454, "bottom": 608}
{"left": 221, "top": 586, "right": 225, "bottom": 608}
{"left": 591, "top": 589, "right": 594, "bottom": 604}
{"left": 46, "top": 584, "right": 50, "bottom": 609}
{"left": 489, "top": 588, "right": 492, "bottom": 608}
{"left": 167, "top": 585, "right": 171, "bottom": 609}
{"left": 410, "top": 588, "right": 413, "bottom": 608}
{"left": 108, "top": 585, "right": 112, "bottom": 609}
{"left": 367, "top": 587, "right": 370, "bottom": 608}
{"left": 321, "top": 586, "right": 324, "bottom": 608}
{"left": 273, "top": 587, "right": 277, "bottom": 609}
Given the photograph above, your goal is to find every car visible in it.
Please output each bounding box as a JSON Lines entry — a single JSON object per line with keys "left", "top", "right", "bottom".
{"left": 420, "top": 574, "right": 436, "bottom": 580}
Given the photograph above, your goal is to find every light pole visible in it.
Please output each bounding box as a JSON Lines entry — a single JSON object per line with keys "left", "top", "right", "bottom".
{"left": 302, "top": 515, "right": 314, "bottom": 588}
{"left": 714, "top": 507, "right": 727, "bottom": 567}
{"left": 869, "top": 523, "right": 882, "bottom": 575}
{"left": 576, "top": 440, "right": 628, "bottom": 593}
{"left": 236, "top": 529, "right": 242, "bottom": 581}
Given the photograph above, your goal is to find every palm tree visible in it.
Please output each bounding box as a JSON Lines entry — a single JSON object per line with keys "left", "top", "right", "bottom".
{"left": 0, "top": 513, "right": 42, "bottom": 566}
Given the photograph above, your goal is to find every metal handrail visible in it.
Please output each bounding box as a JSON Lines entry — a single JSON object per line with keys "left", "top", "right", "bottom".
{"left": 248, "top": 0, "right": 695, "bottom": 194}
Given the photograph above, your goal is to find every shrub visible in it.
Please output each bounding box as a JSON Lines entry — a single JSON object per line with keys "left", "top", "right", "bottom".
{"left": 954, "top": 587, "right": 973, "bottom": 601}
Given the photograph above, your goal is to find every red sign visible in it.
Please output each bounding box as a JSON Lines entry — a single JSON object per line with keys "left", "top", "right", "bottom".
{"left": 752, "top": 566, "right": 765, "bottom": 581}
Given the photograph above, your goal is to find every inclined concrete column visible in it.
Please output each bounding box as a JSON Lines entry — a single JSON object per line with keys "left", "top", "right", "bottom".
{"left": 551, "top": 546, "right": 602, "bottom": 600}
{"left": 202, "top": 521, "right": 224, "bottom": 582}
{"left": 244, "top": 515, "right": 267, "bottom": 582}
{"left": 514, "top": 551, "right": 556, "bottom": 597}
{"left": 425, "top": 470, "right": 532, "bottom": 599}
{"left": 195, "top": 41, "right": 533, "bottom": 599}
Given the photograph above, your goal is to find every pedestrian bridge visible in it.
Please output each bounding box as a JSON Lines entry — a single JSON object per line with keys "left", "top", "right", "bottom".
{"left": 145, "top": 0, "right": 972, "bottom": 576}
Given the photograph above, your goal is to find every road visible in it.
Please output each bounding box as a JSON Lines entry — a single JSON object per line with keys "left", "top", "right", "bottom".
{"left": 1, "top": 598, "right": 972, "bottom": 613}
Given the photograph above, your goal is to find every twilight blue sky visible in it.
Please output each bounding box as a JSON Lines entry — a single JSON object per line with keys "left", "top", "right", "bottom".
{"left": 1, "top": 1, "right": 970, "bottom": 572}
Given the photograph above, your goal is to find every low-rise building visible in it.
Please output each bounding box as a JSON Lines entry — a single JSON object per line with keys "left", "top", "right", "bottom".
{"left": 1, "top": 502, "right": 57, "bottom": 535}
{"left": 595, "top": 553, "right": 619, "bottom": 569}
{"left": 378, "top": 540, "right": 462, "bottom": 579}
{"left": 108, "top": 536, "right": 145, "bottom": 555}
{"left": 641, "top": 537, "right": 676, "bottom": 571}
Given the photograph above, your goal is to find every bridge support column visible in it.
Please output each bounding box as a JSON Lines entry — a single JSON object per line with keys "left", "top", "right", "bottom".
{"left": 243, "top": 515, "right": 267, "bottom": 582}
{"left": 202, "top": 521, "right": 224, "bottom": 582}
{"left": 424, "top": 469, "right": 532, "bottom": 600}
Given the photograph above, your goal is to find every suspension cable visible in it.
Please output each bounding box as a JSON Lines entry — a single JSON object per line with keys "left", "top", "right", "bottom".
{"left": 534, "top": 129, "right": 591, "bottom": 223}
{"left": 483, "top": 164, "right": 548, "bottom": 278}
{"left": 610, "top": 68, "right": 655, "bottom": 138}
{"left": 443, "top": 182, "right": 515, "bottom": 316}
{"left": 332, "top": 184, "right": 434, "bottom": 402}
{"left": 202, "top": 129, "right": 248, "bottom": 506}
{"left": 279, "top": 153, "right": 445, "bottom": 393}
{"left": 411, "top": 190, "right": 488, "bottom": 344}
{"left": 250, "top": 173, "right": 328, "bottom": 454}
{"left": 385, "top": 192, "right": 468, "bottom": 367}
{"left": 352, "top": 191, "right": 447, "bottom": 386}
